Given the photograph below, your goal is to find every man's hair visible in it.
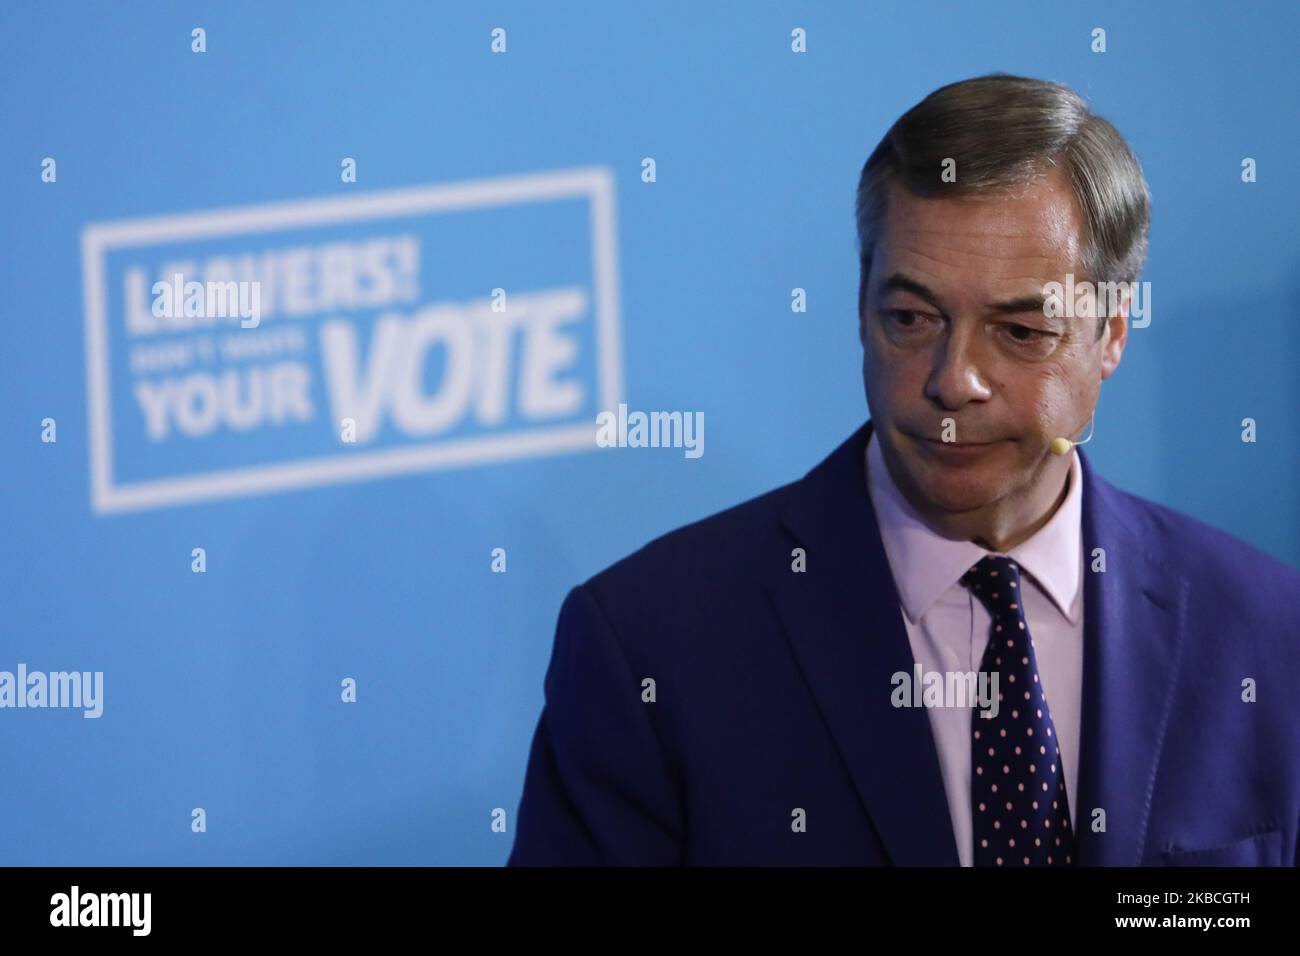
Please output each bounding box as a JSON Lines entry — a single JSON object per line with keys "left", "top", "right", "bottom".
{"left": 855, "top": 73, "right": 1151, "bottom": 337}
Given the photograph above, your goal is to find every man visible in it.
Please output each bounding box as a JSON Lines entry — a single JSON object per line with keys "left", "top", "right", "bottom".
{"left": 507, "top": 75, "right": 1300, "bottom": 866}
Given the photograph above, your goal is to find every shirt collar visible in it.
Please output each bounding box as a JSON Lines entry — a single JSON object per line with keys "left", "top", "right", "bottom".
{"left": 864, "top": 426, "right": 1083, "bottom": 626}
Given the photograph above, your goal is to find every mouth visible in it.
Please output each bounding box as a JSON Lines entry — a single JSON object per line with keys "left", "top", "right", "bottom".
{"left": 910, "top": 434, "right": 1008, "bottom": 458}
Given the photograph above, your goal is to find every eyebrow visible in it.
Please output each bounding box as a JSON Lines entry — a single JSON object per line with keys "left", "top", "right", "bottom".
{"left": 878, "top": 274, "right": 945, "bottom": 310}
{"left": 879, "top": 273, "right": 1055, "bottom": 320}
{"left": 988, "top": 295, "right": 1049, "bottom": 316}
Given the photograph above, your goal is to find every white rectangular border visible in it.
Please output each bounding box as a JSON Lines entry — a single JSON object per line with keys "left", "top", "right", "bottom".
{"left": 81, "top": 167, "right": 623, "bottom": 514}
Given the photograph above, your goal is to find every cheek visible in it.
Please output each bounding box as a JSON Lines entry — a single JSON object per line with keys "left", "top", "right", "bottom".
{"left": 864, "top": 328, "right": 918, "bottom": 392}
{"left": 863, "top": 350, "right": 917, "bottom": 422}
{"left": 1017, "top": 364, "right": 1080, "bottom": 433}
{"left": 861, "top": 330, "right": 891, "bottom": 395}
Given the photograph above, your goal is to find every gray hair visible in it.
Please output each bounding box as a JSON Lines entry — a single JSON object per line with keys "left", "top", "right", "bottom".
{"left": 855, "top": 74, "right": 1150, "bottom": 335}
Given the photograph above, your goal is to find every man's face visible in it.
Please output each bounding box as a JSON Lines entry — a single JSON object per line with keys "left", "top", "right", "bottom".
{"left": 859, "top": 169, "right": 1127, "bottom": 522}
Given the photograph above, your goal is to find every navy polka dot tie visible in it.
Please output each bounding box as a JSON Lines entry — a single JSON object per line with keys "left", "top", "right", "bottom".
{"left": 963, "top": 555, "right": 1075, "bottom": 866}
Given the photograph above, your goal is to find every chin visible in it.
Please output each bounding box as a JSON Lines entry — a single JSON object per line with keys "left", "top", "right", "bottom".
{"left": 917, "top": 477, "right": 1003, "bottom": 514}
{"left": 904, "top": 458, "right": 1011, "bottom": 515}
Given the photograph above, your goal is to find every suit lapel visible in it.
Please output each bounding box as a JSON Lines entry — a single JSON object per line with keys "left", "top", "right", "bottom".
{"left": 766, "top": 419, "right": 960, "bottom": 865}
{"left": 1073, "top": 450, "right": 1187, "bottom": 865}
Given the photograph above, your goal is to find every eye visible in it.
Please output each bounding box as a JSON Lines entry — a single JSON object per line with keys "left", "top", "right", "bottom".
{"left": 885, "top": 309, "right": 937, "bottom": 330}
{"left": 1003, "top": 323, "right": 1049, "bottom": 343}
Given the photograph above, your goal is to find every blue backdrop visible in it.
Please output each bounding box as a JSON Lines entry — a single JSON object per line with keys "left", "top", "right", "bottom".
{"left": 1, "top": 0, "right": 1296, "bottom": 865}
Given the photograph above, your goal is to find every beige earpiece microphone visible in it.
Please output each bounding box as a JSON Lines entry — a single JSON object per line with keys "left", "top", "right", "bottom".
{"left": 1050, "top": 412, "right": 1096, "bottom": 457}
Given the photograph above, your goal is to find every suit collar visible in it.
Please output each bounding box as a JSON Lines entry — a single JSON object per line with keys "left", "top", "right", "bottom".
{"left": 765, "top": 418, "right": 1186, "bottom": 866}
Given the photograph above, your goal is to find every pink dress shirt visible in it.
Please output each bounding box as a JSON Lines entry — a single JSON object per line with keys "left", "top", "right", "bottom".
{"left": 864, "top": 428, "right": 1085, "bottom": 866}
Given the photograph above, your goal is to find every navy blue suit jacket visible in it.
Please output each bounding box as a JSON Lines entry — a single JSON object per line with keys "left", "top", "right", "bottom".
{"left": 508, "top": 420, "right": 1300, "bottom": 865}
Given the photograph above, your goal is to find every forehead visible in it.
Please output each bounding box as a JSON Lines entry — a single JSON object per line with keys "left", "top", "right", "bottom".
{"left": 872, "top": 169, "right": 1088, "bottom": 295}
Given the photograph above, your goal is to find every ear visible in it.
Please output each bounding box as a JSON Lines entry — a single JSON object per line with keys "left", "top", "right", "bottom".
{"left": 858, "top": 287, "right": 872, "bottom": 349}
{"left": 1099, "top": 289, "right": 1130, "bottom": 380}
{"left": 857, "top": 255, "right": 871, "bottom": 347}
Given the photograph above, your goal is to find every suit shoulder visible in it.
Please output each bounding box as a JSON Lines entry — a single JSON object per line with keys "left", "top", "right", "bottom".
{"left": 1104, "top": 482, "right": 1300, "bottom": 592}
{"left": 581, "top": 476, "right": 802, "bottom": 602}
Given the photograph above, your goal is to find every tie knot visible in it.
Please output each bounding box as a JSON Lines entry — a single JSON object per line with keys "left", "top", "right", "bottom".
{"left": 960, "top": 555, "right": 1024, "bottom": 617}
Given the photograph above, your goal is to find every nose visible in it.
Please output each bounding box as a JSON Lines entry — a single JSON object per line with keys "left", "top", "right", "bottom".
{"left": 924, "top": 326, "right": 992, "bottom": 410}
